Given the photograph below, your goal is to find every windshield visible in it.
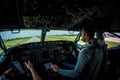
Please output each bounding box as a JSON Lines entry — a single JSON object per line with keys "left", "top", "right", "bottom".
{"left": 0, "top": 30, "right": 120, "bottom": 54}
{"left": 0, "top": 29, "right": 79, "bottom": 53}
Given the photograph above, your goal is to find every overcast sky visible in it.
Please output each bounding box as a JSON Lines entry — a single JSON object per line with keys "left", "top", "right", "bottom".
{"left": 0, "top": 30, "right": 79, "bottom": 40}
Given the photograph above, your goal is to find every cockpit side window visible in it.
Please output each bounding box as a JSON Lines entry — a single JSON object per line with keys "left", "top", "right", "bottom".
{"left": 104, "top": 32, "right": 120, "bottom": 48}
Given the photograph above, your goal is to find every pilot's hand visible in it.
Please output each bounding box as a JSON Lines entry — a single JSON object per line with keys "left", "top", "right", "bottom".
{"left": 2, "top": 68, "right": 15, "bottom": 78}
{"left": 76, "top": 48, "right": 80, "bottom": 54}
{"left": 51, "top": 64, "right": 59, "bottom": 72}
{"left": 24, "top": 60, "right": 34, "bottom": 70}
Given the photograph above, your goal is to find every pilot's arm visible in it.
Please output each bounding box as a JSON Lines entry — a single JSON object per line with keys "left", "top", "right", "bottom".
{"left": 0, "top": 68, "right": 15, "bottom": 80}
{"left": 24, "top": 61, "right": 42, "bottom": 80}
{"left": 51, "top": 48, "right": 90, "bottom": 78}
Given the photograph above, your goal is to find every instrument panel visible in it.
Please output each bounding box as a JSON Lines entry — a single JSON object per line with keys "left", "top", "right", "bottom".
{"left": 0, "top": 41, "right": 77, "bottom": 79}
{"left": 9, "top": 41, "right": 77, "bottom": 68}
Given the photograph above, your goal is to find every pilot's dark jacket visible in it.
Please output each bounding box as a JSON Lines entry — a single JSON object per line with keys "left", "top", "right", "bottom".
{"left": 57, "top": 38, "right": 105, "bottom": 80}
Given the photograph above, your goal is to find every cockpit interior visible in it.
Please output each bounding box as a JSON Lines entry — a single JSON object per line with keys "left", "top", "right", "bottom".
{"left": 0, "top": 0, "right": 120, "bottom": 80}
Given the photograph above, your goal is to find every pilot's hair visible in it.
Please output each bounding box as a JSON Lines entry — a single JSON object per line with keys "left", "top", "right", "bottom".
{"left": 82, "top": 26, "right": 95, "bottom": 38}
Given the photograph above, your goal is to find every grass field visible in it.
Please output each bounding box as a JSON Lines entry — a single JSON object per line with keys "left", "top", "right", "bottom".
{"left": 0, "top": 37, "right": 31, "bottom": 54}
{"left": 4, "top": 37, "right": 31, "bottom": 48}
{"left": 0, "top": 36, "right": 119, "bottom": 54}
{"left": 105, "top": 41, "right": 119, "bottom": 48}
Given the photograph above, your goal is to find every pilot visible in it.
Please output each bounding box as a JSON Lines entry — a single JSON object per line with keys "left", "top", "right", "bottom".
{"left": 0, "top": 61, "right": 42, "bottom": 80}
{"left": 51, "top": 26, "right": 105, "bottom": 80}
